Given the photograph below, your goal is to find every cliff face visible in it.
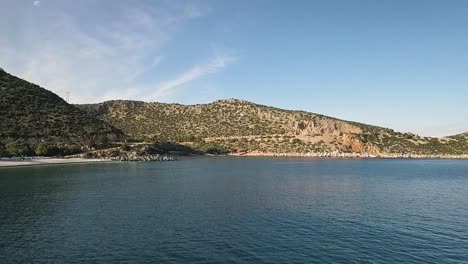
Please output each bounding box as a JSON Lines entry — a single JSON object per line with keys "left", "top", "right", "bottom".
{"left": 295, "top": 119, "right": 362, "bottom": 136}
{"left": 78, "top": 99, "right": 468, "bottom": 156}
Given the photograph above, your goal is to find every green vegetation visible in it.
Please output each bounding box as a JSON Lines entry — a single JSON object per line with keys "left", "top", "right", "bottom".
{"left": 34, "top": 142, "right": 62, "bottom": 156}
{"left": 150, "top": 141, "right": 229, "bottom": 155}
{"left": 1, "top": 68, "right": 466, "bottom": 157}
{"left": 78, "top": 99, "right": 468, "bottom": 156}
{"left": 78, "top": 99, "right": 293, "bottom": 140}
{"left": 0, "top": 69, "right": 124, "bottom": 157}
{"left": 6, "top": 139, "right": 31, "bottom": 156}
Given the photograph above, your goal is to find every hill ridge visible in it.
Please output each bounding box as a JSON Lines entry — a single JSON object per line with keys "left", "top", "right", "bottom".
{"left": 77, "top": 99, "right": 468, "bottom": 156}
{"left": 85, "top": 98, "right": 393, "bottom": 132}
{"left": 1, "top": 68, "right": 466, "bottom": 157}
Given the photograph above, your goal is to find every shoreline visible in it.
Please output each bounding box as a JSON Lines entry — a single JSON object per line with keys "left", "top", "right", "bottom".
{"left": 228, "top": 152, "right": 468, "bottom": 160}
{"left": 0, "top": 158, "right": 109, "bottom": 168}
{"left": 2, "top": 153, "right": 467, "bottom": 168}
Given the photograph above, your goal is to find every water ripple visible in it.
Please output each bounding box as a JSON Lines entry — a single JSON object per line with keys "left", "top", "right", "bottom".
{"left": 1, "top": 159, "right": 468, "bottom": 263}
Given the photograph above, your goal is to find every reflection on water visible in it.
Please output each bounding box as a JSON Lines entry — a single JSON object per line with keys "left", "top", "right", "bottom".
{"left": 1, "top": 158, "right": 468, "bottom": 263}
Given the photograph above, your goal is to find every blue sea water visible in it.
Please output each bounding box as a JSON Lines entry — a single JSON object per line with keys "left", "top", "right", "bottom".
{"left": 1, "top": 157, "right": 468, "bottom": 263}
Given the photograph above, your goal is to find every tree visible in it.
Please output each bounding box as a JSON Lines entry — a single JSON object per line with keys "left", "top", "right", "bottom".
{"left": 35, "top": 143, "right": 49, "bottom": 156}
{"left": 6, "top": 139, "right": 30, "bottom": 156}
{"left": 62, "top": 145, "right": 81, "bottom": 155}
{"left": 291, "top": 138, "right": 302, "bottom": 145}
{"left": 0, "top": 143, "right": 6, "bottom": 157}
{"left": 96, "top": 135, "right": 109, "bottom": 147}
{"left": 34, "top": 142, "right": 60, "bottom": 156}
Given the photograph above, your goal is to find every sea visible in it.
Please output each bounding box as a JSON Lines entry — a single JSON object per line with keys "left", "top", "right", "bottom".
{"left": 1, "top": 157, "right": 467, "bottom": 263}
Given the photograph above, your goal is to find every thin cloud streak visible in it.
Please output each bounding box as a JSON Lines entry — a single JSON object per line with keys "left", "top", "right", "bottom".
{"left": 3, "top": 2, "right": 212, "bottom": 104}
{"left": 150, "top": 53, "right": 237, "bottom": 100}
{"left": 151, "top": 56, "right": 165, "bottom": 68}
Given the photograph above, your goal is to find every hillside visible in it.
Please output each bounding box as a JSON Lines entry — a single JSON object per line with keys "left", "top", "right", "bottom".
{"left": 450, "top": 132, "right": 468, "bottom": 139}
{"left": 448, "top": 132, "right": 468, "bottom": 144}
{"left": 0, "top": 69, "right": 124, "bottom": 156}
{"left": 78, "top": 99, "right": 468, "bottom": 156}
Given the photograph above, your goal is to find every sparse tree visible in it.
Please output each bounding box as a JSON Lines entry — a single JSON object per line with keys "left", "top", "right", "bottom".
{"left": 35, "top": 143, "right": 50, "bottom": 156}
{"left": 6, "top": 139, "right": 30, "bottom": 156}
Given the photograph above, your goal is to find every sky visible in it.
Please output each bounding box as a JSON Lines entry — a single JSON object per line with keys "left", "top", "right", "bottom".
{"left": 1, "top": 0, "right": 468, "bottom": 137}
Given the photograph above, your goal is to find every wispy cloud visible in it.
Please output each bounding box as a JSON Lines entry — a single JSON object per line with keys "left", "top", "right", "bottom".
{"left": 151, "top": 55, "right": 165, "bottom": 68}
{"left": 1, "top": 1, "right": 231, "bottom": 104}
{"left": 150, "top": 53, "right": 237, "bottom": 100}
{"left": 33, "top": 1, "right": 40, "bottom": 7}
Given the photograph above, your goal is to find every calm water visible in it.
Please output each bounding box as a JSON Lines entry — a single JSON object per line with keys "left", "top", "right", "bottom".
{"left": 1, "top": 158, "right": 468, "bottom": 264}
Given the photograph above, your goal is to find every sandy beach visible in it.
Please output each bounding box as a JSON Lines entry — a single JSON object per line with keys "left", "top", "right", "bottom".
{"left": 0, "top": 158, "right": 106, "bottom": 168}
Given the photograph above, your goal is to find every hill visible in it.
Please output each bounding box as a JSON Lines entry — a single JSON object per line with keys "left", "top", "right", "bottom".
{"left": 450, "top": 132, "right": 468, "bottom": 138}
{"left": 448, "top": 132, "right": 468, "bottom": 142}
{"left": 78, "top": 99, "right": 468, "bottom": 156}
{"left": 0, "top": 69, "right": 124, "bottom": 156}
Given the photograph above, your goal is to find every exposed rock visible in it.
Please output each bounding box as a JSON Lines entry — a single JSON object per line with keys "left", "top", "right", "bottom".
{"left": 74, "top": 145, "right": 178, "bottom": 162}
{"left": 295, "top": 119, "right": 361, "bottom": 136}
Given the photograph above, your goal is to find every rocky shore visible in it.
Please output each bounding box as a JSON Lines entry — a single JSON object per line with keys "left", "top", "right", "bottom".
{"left": 230, "top": 151, "right": 468, "bottom": 159}
{"left": 70, "top": 145, "right": 178, "bottom": 162}
{"left": 93, "top": 153, "right": 177, "bottom": 162}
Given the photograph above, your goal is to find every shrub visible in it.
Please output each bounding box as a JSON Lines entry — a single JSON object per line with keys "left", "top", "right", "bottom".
{"left": 34, "top": 143, "right": 60, "bottom": 156}
{"left": 121, "top": 143, "right": 130, "bottom": 151}
{"left": 60, "top": 145, "right": 82, "bottom": 156}
{"left": 0, "top": 143, "right": 6, "bottom": 157}
{"left": 291, "top": 138, "right": 302, "bottom": 144}
{"left": 6, "top": 139, "right": 31, "bottom": 156}
{"left": 35, "top": 143, "right": 49, "bottom": 156}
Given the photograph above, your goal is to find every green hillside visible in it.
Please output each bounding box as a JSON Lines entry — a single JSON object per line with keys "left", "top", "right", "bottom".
{"left": 450, "top": 132, "right": 468, "bottom": 140}
{"left": 2, "top": 67, "right": 465, "bottom": 157}
{"left": 0, "top": 69, "right": 124, "bottom": 156}
{"left": 78, "top": 99, "right": 468, "bottom": 156}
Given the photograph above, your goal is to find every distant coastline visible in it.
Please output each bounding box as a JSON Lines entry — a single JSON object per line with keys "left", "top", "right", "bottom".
{"left": 2, "top": 69, "right": 468, "bottom": 160}
{"left": 229, "top": 152, "right": 468, "bottom": 160}
{"left": 2, "top": 153, "right": 467, "bottom": 168}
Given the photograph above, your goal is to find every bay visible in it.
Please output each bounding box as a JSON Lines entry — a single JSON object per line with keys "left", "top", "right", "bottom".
{"left": 1, "top": 157, "right": 467, "bottom": 263}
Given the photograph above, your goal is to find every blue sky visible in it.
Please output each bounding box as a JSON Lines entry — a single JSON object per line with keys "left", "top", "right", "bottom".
{"left": 1, "top": 0, "right": 468, "bottom": 137}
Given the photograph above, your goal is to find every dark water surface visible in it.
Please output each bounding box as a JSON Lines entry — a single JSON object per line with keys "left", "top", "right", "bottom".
{"left": 1, "top": 158, "right": 468, "bottom": 263}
